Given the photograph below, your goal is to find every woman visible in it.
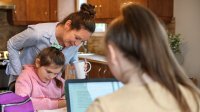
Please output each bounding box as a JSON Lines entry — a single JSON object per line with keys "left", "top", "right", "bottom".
{"left": 87, "top": 3, "right": 200, "bottom": 112}
{"left": 6, "top": 3, "right": 96, "bottom": 85}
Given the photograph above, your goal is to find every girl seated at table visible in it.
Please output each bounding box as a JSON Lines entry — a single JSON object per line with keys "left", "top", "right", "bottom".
{"left": 15, "top": 47, "right": 66, "bottom": 111}
{"left": 87, "top": 3, "right": 200, "bottom": 112}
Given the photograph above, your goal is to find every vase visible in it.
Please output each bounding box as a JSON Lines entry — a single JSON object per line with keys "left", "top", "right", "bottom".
{"left": 174, "top": 53, "right": 184, "bottom": 65}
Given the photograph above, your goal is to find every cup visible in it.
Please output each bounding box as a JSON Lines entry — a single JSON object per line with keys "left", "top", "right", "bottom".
{"left": 73, "top": 60, "right": 91, "bottom": 79}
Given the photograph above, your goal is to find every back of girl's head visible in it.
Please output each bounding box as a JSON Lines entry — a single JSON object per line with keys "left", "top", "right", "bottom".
{"left": 106, "top": 3, "right": 175, "bottom": 80}
{"left": 105, "top": 3, "right": 200, "bottom": 112}
{"left": 59, "top": 3, "right": 96, "bottom": 33}
{"left": 36, "top": 47, "right": 65, "bottom": 67}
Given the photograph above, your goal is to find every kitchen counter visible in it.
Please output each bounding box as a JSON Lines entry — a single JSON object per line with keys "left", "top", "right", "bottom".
{"left": 78, "top": 53, "right": 107, "bottom": 64}
{"left": 78, "top": 52, "right": 113, "bottom": 79}
{"left": 0, "top": 1, "right": 15, "bottom": 9}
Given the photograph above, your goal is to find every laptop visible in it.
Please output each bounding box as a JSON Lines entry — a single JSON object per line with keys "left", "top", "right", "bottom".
{"left": 65, "top": 78, "right": 123, "bottom": 112}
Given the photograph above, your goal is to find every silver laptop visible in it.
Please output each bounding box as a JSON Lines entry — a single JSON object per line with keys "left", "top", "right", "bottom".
{"left": 65, "top": 79, "right": 123, "bottom": 112}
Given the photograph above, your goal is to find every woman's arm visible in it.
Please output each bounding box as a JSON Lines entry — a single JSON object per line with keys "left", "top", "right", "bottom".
{"left": 7, "top": 26, "right": 39, "bottom": 75}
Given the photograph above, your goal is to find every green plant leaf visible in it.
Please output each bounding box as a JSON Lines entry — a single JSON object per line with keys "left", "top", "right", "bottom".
{"left": 168, "top": 33, "right": 182, "bottom": 54}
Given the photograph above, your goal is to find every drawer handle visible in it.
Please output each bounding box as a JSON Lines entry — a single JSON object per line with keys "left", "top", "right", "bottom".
{"left": 98, "top": 68, "right": 102, "bottom": 77}
{"left": 103, "top": 69, "right": 107, "bottom": 75}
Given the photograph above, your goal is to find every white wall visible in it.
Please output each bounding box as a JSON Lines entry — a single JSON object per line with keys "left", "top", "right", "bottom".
{"left": 174, "top": 0, "right": 200, "bottom": 77}
{"left": 58, "top": 0, "right": 75, "bottom": 21}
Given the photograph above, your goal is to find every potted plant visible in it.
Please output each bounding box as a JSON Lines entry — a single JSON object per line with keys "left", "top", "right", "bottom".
{"left": 168, "top": 33, "right": 183, "bottom": 64}
{"left": 168, "top": 33, "right": 181, "bottom": 54}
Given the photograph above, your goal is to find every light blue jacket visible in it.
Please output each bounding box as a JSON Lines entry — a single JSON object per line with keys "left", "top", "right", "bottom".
{"left": 6, "top": 23, "right": 80, "bottom": 75}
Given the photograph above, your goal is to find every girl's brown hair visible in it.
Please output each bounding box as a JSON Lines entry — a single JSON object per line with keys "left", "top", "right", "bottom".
{"left": 36, "top": 47, "right": 65, "bottom": 88}
{"left": 59, "top": 3, "right": 96, "bottom": 33}
{"left": 105, "top": 3, "right": 200, "bottom": 112}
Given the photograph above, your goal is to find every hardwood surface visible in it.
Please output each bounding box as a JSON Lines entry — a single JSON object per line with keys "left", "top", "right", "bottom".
{"left": 49, "top": 0, "right": 58, "bottom": 22}
{"left": 12, "top": 0, "right": 27, "bottom": 25}
{"left": 11, "top": 0, "right": 58, "bottom": 25}
{"left": 27, "top": 0, "right": 50, "bottom": 22}
{"left": 87, "top": 0, "right": 173, "bottom": 23}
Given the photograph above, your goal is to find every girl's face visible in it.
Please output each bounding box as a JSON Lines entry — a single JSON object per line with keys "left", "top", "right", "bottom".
{"left": 36, "top": 63, "right": 63, "bottom": 83}
{"left": 62, "top": 28, "right": 91, "bottom": 48}
{"left": 107, "top": 44, "right": 122, "bottom": 81}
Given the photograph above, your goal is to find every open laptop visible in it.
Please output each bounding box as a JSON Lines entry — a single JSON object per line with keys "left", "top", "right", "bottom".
{"left": 65, "top": 78, "right": 123, "bottom": 112}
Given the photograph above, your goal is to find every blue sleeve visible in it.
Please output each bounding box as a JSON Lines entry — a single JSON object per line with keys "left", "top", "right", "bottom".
{"left": 6, "top": 26, "right": 39, "bottom": 75}
{"left": 69, "top": 51, "right": 79, "bottom": 64}
{"left": 69, "top": 44, "right": 82, "bottom": 64}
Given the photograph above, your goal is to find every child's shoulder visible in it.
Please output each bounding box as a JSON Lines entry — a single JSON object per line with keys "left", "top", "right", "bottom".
{"left": 23, "top": 65, "right": 35, "bottom": 70}
{"left": 20, "top": 65, "right": 36, "bottom": 76}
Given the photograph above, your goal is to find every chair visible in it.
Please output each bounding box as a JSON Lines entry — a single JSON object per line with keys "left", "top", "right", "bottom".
{"left": 8, "top": 81, "right": 16, "bottom": 92}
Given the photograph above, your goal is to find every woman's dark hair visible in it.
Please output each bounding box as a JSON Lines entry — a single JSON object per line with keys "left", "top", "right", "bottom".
{"left": 36, "top": 47, "right": 65, "bottom": 88}
{"left": 105, "top": 3, "right": 200, "bottom": 112}
{"left": 59, "top": 3, "right": 96, "bottom": 33}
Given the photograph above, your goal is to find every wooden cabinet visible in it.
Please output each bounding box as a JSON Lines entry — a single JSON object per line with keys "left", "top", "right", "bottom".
{"left": 120, "top": 0, "right": 147, "bottom": 7}
{"left": 12, "top": 0, "right": 27, "bottom": 25}
{"left": 64, "top": 61, "right": 113, "bottom": 80}
{"left": 49, "top": 0, "right": 58, "bottom": 22}
{"left": 87, "top": 0, "right": 121, "bottom": 23}
{"left": 86, "top": 0, "right": 173, "bottom": 23}
{"left": 87, "top": 61, "right": 113, "bottom": 79}
{"left": 87, "top": 0, "right": 148, "bottom": 23}
{"left": 75, "top": 57, "right": 113, "bottom": 79}
{"left": 148, "top": 0, "right": 173, "bottom": 23}
{"left": 27, "top": 0, "right": 50, "bottom": 23}
{"left": 12, "top": 0, "right": 58, "bottom": 25}
{"left": 88, "top": 0, "right": 109, "bottom": 19}
{"left": 134, "top": 0, "right": 148, "bottom": 7}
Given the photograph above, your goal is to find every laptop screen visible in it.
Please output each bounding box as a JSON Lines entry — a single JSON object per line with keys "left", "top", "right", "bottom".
{"left": 65, "top": 79, "right": 123, "bottom": 112}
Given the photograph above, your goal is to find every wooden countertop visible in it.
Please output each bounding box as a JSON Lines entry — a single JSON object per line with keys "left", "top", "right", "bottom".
{"left": 78, "top": 53, "right": 107, "bottom": 64}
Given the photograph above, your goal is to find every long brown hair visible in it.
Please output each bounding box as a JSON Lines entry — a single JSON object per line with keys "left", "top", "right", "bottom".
{"left": 36, "top": 47, "right": 65, "bottom": 88}
{"left": 59, "top": 3, "right": 96, "bottom": 33}
{"left": 105, "top": 3, "right": 200, "bottom": 112}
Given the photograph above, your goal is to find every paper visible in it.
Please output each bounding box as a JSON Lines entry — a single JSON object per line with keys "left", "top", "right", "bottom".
{"left": 37, "top": 107, "right": 67, "bottom": 112}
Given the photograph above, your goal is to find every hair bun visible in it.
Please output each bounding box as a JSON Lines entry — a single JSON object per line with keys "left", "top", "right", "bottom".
{"left": 80, "top": 3, "right": 96, "bottom": 19}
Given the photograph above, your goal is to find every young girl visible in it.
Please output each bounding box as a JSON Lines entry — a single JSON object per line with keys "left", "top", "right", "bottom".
{"left": 15, "top": 47, "right": 66, "bottom": 111}
{"left": 87, "top": 3, "right": 200, "bottom": 112}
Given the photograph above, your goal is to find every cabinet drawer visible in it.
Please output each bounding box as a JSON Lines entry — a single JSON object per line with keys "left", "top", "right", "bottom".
{"left": 87, "top": 61, "right": 113, "bottom": 79}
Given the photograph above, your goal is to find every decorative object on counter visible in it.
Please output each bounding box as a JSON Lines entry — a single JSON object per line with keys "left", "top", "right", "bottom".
{"left": 168, "top": 33, "right": 182, "bottom": 54}
{"left": 73, "top": 60, "right": 91, "bottom": 79}
{"left": 168, "top": 33, "right": 184, "bottom": 64}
